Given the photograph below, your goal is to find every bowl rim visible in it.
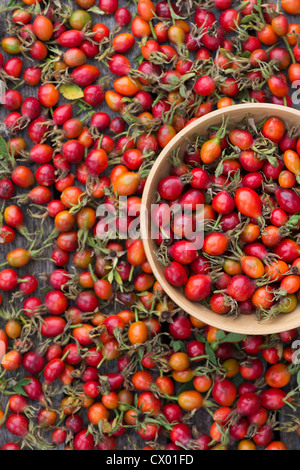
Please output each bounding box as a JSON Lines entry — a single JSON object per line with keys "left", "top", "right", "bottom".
{"left": 140, "top": 103, "right": 300, "bottom": 335}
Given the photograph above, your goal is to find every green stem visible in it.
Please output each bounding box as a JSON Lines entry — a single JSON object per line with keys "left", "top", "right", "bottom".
{"left": 283, "top": 36, "right": 296, "bottom": 64}
{"left": 190, "top": 355, "right": 210, "bottom": 361}
{"left": 149, "top": 20, "right": 157, "bottom": 40}
{"left": 88, "top": 263, "right": 98, "bottom": 283}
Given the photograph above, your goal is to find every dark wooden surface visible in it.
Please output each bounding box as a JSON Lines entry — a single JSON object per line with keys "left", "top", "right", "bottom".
{"left": 0, "top": 0, "right": 300, "bottom": 450}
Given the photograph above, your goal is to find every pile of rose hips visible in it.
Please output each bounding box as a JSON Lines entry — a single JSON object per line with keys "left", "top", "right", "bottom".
{"left": 156, "top": 115, "right": 300, "bottom": 320}
{"left": 0, "top": 0, "right": 299, "bottom": 452}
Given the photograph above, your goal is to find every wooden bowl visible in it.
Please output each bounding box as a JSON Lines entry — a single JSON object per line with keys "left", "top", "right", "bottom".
{"left": 141, "top": 103, "right": 300, "bottom": 335}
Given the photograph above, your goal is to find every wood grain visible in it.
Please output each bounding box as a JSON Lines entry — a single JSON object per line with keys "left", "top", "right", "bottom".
{"left": 0, "top": 0, "right": 299, "bottom": 450}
